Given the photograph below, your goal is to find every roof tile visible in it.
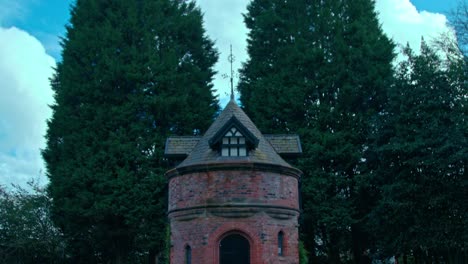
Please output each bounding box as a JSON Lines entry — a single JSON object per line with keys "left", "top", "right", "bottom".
{"left": 176, "top": 99, "right": 295, "bottom": 169}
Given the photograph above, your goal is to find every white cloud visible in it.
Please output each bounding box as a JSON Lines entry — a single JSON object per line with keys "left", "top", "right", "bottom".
{"left": 0, "top": 26, "right": 55, "bottom": 189}
{"left": 0, "top": 0, "right": 454, "bottom": 189}
{"left": 376, "top": 0, "right": 452, "bottom": 54}
{"left": 197, "top": 0, "right": 454, "bottom": 106}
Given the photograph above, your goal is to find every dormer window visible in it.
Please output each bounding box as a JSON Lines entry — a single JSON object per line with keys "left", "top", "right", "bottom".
{"left": 209, "top": 116, "right": 259, "bottom": 157}
{"left": 222, "top": 127, "right": 247, "bottom": 157}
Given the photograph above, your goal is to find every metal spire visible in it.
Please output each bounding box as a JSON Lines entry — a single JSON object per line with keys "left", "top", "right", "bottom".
{"left": 228, "top": 44, "right": 235, "bottom": 100}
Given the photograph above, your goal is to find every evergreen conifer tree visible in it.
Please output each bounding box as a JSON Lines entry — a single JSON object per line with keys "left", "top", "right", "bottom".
{"left": 370, "top": 40, "right": 467, "bottom": 263}
{"left": 238, "top": 0, "right": 395, "bottom": 262}
{"left": 43, "top": 0, "right": 218, "bottom": 263}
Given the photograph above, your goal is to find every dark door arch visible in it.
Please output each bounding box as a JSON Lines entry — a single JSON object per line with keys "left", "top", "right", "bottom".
{"left": 219, "top": 234, "right": 250, "bottom": 264}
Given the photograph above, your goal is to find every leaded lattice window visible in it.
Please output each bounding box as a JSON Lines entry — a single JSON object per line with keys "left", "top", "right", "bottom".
{"left": 221, "top": 127, "right": 247, "bottom": 157}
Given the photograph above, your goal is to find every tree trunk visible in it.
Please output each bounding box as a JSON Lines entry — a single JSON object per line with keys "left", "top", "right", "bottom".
{"left": 442, "top": 251, "right": 449, "bottom": 264}
{"left": 427, "top": 251, "right": 432, "bottom": 264}
{"left": 115, "top": 254, "right": 123, "bottom": 264}
{"left": 148, "top": 249, "right": 157, "bottom": 264}
{"left": 328, "top": 232, "right": 342, "bottom": 264}
{"left": 432, "top": 250, "right": 441, "bottom": 264}
{"left": 351, "top": 224, "right": 362, "bottom": 264}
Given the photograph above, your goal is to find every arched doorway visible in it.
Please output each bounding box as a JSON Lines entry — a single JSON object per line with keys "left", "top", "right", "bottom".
{"left": 219, "top": 234, "right": 250, "bottom": 264}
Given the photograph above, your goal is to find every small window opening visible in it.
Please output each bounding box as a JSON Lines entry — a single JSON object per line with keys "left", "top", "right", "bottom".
{"left": 221, "top": 127, "right": 247, "bottom": 157}
{"left": 278, "top": 231, "right": 284, "bottom": 256}
{"left": 185, "top": 245, "right": 191, "bottom": 264}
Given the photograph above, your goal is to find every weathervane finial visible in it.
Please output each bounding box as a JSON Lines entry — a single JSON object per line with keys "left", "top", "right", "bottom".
{"left": 228, "top": 44, "right": 235, "bottom": 100}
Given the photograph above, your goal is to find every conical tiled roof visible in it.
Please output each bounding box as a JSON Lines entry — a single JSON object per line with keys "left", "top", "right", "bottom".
{"left": 176, "top": 99, "right": 294, "bottom": 169}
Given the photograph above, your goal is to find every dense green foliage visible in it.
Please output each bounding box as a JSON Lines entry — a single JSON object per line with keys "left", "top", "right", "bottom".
{"left": 42, "top": 0, "right": 218, "bottom": 263}
{"left": 239, "top": 0, "right": 468, "bottom": 262}
{"left": 299, "top": 240, "right": 310, "bottom": 264}
{"left": 239, "top": 0, "right": 395, "bottom": 263}
{"left": 369, "top": 40, "right": 467, "bottom": 263}
{"left": 0, "top": 183, "right": 66, "bottom": 263}
{"left": 29, "top": 0, "right": 466, "bottom": 263}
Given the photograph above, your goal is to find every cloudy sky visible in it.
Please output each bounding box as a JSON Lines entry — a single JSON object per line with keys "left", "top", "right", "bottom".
{"left": 0, "top": 0, "right": 459, "bottom": 189}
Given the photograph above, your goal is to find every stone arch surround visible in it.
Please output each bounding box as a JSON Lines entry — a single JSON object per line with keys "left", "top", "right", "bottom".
{"left": 169, "top": 212, "right": 300, "bottom": 264}
{"left": 215, "top": 228, "right": 254, "bottom": 264}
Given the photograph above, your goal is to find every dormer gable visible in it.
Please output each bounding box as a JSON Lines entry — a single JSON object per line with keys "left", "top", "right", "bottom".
{"left": 167, "top": 99, "right": 299, "bottom": 170}
{"left": 208, "top": 116, "right": 259, "bottom": 156}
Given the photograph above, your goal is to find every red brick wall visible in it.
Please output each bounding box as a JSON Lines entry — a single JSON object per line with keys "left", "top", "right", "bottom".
{"left": 168, "top": 169, "right": 300, "bottom": 264}
{"left": 168, "top": 170, "right": 299, "bottom": 212}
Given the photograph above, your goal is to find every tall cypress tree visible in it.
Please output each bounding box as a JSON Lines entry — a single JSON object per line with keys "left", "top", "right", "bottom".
{"left": 238, "top": 0, "right": 395, "bottom": 262}
{"left": 43, "top": 0, "right": 218, "bottom": 263}
{"left": 239, "top": 0, "right": 313, "bottom": 132}
{"left": 370, "top": 40, "right": 467, "bottom": 263}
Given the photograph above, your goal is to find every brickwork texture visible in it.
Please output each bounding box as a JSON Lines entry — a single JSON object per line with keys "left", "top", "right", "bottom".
{"left": 168, "top": 169, "right": 300, "bottom": 264}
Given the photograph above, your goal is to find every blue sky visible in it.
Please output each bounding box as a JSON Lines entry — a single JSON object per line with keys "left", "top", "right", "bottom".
{"left": 0, "top": 0, "right": 460, "bottom": 61}
{"left": 0, "top": 0, "right": 461, "bottom": 189}
{"left": 411, "top": 0, "right": 459, "bottom": 13}
{"left": 0, "top": 0, "right": 72, "bottom": 59}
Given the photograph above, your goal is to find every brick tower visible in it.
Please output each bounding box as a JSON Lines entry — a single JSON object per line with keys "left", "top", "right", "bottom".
{"left": 165, "top": 98, "right": 302, "bottom": 264}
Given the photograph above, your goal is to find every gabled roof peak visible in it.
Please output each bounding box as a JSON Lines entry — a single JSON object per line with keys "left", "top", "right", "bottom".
{"left": 208, "top": 115, "right": 259, "bottom": 149}
{"left": 175, "top": 98, "right": 294, "bottom": 169}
